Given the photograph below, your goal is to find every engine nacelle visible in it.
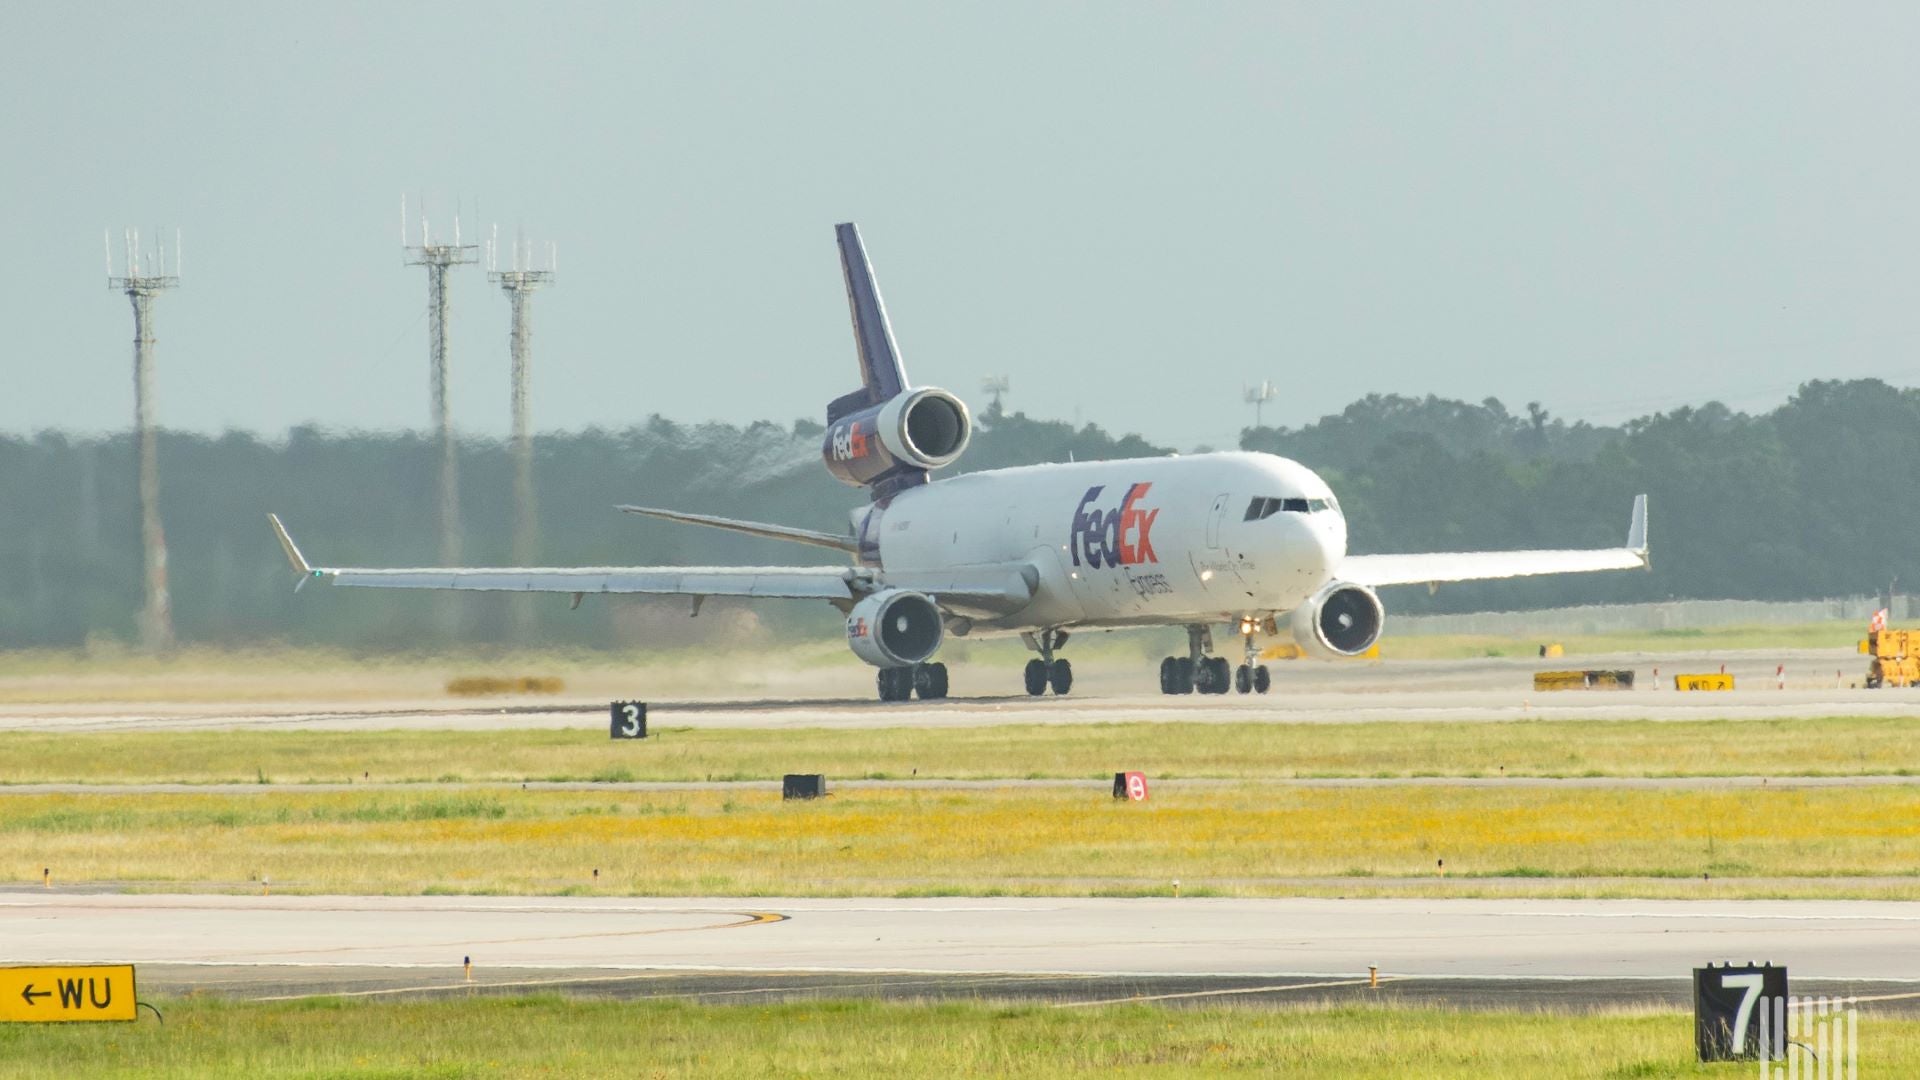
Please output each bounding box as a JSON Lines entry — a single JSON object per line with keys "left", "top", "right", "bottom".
{"left": 845, "top": 588, "right": 945, "bottom": 667}
{"left": 823, "top": 387, "right": 972, "bottom": 487}
{"left": 1288, "top": 582, "right": 1385, "bottom": 659}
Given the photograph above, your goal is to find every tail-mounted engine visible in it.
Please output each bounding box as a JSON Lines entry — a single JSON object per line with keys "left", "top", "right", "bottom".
{"left": 845, "top": 588, "right": 945, "bottom": 667}
{"left": 1289, "top": 582, "right": 1385, "bottom": 659}
{"left": 823, "top": 387, "right": 971, "bottom": 489}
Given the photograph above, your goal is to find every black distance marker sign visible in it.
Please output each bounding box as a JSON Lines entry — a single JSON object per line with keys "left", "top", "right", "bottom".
{"left": 1694, "top": 963, "right": 1787, "bottom": 1061}
{"left": 609, "top": 701, "right": 647, "bottom": 739}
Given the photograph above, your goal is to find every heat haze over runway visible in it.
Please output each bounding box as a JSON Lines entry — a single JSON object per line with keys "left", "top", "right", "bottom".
{"left": 2, "top": 651, "right": 1911, "bottom": 734}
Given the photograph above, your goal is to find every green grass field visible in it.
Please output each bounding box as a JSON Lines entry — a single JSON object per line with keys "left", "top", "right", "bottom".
{"left": 3, "top": 716, "right": 1915, "bottom": 786}
{"left": 1, "top": 996, "right": 1905, "bottom": 1079}
{"left": 10, "top": 784, "right": 1919, "bottom": 898}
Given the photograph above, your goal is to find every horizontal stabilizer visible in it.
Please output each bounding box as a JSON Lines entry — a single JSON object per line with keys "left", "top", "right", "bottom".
{"left": 617, "top": 505, "right": 859, "bottom": 554}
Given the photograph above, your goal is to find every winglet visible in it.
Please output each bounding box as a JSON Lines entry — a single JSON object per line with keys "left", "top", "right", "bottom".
{"left": 267, "top": 513, "right": 318, "bottom": 584}
{"left": 1626, "top": 494, "right": 1649, "bottom": 559}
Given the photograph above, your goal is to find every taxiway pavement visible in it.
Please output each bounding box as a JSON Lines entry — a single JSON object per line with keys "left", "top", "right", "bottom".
{"left": 6, "top": 894, "right": 1917, "bottom": 984}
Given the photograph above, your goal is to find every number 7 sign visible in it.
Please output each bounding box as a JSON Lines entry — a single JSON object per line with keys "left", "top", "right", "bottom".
{"left": 1694, "top": 963, "right": 1787, "bottom": 1061}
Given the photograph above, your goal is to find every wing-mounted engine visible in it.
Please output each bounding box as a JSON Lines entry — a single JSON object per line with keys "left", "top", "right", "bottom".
{"left": 1289, "top": 582, "right": 1385, "bottom": 659}
{"left": 845, "top": 588, "right": 945, "bottom": 667}
{"left": 823, "top": 387, "right": 972, "bottom": 489}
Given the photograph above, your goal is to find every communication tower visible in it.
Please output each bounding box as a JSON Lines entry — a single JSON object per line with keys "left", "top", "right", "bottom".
{"left": 1243, "top": 380, "right": 1278, "bottom": 428}
{"left": 980, "top": 375, "right": 1011, "bottom": 415}
{"left": 106, "top": 227, "right": 181, "bottom": 652}
{"left": 488, "top": 226, "right": 556, "bottom": 640}
{"left": 401, "top": 198, "right": 479, "bottom": 628}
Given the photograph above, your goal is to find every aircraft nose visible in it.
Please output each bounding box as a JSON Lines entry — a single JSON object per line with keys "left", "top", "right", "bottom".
{"left": 1259, "top": 514, "right": 1338, "bottom": 595}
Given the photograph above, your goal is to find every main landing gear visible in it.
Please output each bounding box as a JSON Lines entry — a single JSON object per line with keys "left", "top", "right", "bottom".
{"left": 878, "top": 662, "right": 949, "bottom": 702}
{"left": 1022, "top": 629, "right": 1073, "bottom": 696}
{"left": 1159, "top": 623, "right": 1270, "bottom": 695}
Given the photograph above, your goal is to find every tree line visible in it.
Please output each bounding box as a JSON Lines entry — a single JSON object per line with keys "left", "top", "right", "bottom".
{"left": 0, "top": 379, "right": 1907, "bottom": 650}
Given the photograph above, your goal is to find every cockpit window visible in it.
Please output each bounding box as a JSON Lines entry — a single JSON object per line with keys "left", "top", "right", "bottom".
{"left": 1245, "top": 496, "right": 1321, "bottom": 520}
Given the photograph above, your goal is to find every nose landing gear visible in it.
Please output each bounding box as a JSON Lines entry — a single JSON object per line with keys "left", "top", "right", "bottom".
{"left": 1235, "top": 618, "right": 1272, "bottom": 695}
{"left": 1022, "top": 629, "right": 1073, "bottom": 696}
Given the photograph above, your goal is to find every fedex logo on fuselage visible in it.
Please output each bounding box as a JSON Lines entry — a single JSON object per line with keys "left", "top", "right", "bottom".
{"left": 1070, "top": 483, "right": 1159, "bottom": 569}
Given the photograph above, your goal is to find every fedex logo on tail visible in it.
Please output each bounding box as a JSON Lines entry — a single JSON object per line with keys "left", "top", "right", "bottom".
{"left": 1070, "top": 483, "right": 1159, "bottom": 569}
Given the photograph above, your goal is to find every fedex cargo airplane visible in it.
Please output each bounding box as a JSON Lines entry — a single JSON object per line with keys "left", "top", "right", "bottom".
{"left": 269, "top": 223, "right": 1648, "bottom": 701}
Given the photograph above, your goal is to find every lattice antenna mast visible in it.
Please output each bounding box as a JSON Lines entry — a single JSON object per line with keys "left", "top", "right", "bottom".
{"left": 980, "top": 375, "right": 1011, "bottom": 415}
{"left": 488, "top": 226, "right": 556, "bottom": 641}
{"left": 401, "top": 197, "right": 479, "bottom": 595}
{"left": 1243, "top": 380, "right": 1278, "bottom": 428}
{"left": 106, "top": 227, "right": 182, "bottom": 652}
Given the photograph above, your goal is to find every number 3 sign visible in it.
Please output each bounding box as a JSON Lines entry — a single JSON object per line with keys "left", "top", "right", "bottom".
{"left": 609, "top": 701, "right": 648, "bottom": 739}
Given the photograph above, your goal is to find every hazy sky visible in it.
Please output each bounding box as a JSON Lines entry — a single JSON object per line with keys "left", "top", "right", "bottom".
{"left": 7, "top": 3, "right": 1919, "bottom": 450}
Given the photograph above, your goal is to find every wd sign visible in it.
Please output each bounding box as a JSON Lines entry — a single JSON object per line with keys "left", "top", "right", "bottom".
{"left": 0, "top": 964, "right": 137, "bottom": 1023}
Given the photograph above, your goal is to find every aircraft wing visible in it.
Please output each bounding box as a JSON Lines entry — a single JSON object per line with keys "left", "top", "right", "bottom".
{"left": 1340, "top": 494, "right": 1649, "bottom": 588}
{"left": 267, "top": 514, "right": 1037, "bottom": 614}
{"left": 269, "top": 514, "right": 854, "bottom": 600}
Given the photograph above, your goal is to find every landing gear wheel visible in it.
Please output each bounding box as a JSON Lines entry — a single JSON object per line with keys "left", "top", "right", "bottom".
{"left": 1200, "top": 656, "right": 1231, "bottom": 695}
{"left": 1159, "top": 656, "right": 1175, "bottom": 694}
{"left": 1235, "top": 664, "right": 1252, "bottom": 694}
{"left": 1048, "top": 658, "right": 1073, "bottom": 695}
{"left": 1253, "top": 665, "right": 1271, "bottom": 694}
{"left": 878, "top": 666, "right": 914, "bottom": 702}
{"left": 914, "top": 662, "right": 949, "bottom": 701}
{"left": 1175, "top": 656, "right": 1195, "bottom": 694}
{"left": 1023, "top": 658, "right": 1049, "bottom": 697}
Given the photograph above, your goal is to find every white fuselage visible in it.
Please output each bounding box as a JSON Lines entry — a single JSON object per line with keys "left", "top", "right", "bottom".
{"left": 865, "top": 451, "right": 1347, "bottom": 631}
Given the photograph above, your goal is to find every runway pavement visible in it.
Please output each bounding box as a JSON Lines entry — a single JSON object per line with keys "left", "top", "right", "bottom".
{"left": 6, "top": 893, "right": 1920, "bottom": 1009}
{"left": 1, "top": 652, "right": 1913, "bottom": 733}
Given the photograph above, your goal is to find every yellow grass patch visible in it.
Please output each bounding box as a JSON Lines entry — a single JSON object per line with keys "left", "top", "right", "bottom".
{"left": 7, "top": 785, "right": 1919, "bottom": 898}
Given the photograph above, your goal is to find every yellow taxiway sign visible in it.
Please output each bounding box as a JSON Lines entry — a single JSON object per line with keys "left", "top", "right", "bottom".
{"left": 0, "top": 965, "right": 137, "bottom": 1022}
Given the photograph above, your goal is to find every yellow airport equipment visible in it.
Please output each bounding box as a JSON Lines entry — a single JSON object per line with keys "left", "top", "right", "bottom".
{"left": 1867, "top": 630, "right": 1920, "bottom": 688}
{"left": 1675, "top": 673, "right": 1735, "bottom": 691}
{"left": 1534, "top": 670, "right": 1634, "bottom": 691}
{"left": 445, "top": 675, "right": 565, "bottom": 696}
{"left": 1539, "top": 643, "right": 1565, "bottom": 658}
{"left": 1258, "top": 642, "right": 1380, "bottom": 661}
{"left": 0, "top": 965, "right": 137, "bottom": 1023}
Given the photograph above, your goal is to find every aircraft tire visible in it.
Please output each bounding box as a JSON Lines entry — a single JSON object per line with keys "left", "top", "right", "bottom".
{"left": 1235, "top": 664, "right": 1252, "bottom": 694}
{"left": 879, "top": 666, "right": 913, "bottom": 702}
{"left": 1253, "top": 665, "right": 1271, "bottom": 694}
{"left": 915, "top": 662, "right": 949, "bottom": 700}
{"left": 1204, "top": 657, "right": 1232, "bottom": 695}
{"left": 1048, "top": 658, "right": 1073, "bottom": 695}
{"left": 1158, "top": 657, "right": 1176, "bottom": 694}
{"left": 1023, "top": 659, "right": 1049, "bottom": 697}
{"left": 1175, "top": 657, "right": 1196, "bottom": 694}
